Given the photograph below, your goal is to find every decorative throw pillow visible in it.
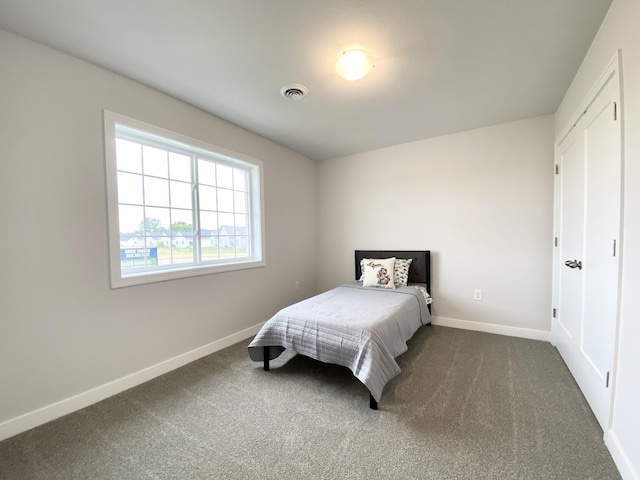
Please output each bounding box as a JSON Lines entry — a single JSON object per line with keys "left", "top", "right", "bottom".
{"left": 393, "top": 258, "right": 413, "bottom": 286}
{"left": 412, "top": 285, "right": 433, "bottom": 305}
{"left": 362, "top": 257, "right": 396, "bottom": 289}
{"left": 360, "top": 257, "right": 412, "bottom": 287}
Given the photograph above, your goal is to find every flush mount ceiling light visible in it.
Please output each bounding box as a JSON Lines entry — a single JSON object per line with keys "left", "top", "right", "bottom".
{"left": 335, "top": 49, "right": 374, "bottom": 81}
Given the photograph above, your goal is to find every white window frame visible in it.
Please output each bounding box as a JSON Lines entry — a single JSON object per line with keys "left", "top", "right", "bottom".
{"left": 103, "top": 110, "right": 265, "bottom": 288}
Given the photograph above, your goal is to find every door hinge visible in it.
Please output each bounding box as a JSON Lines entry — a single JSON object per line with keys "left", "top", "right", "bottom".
{"left": 555, "top": 164, "right": 559, "bottom": 175}
{"left": 613, "top": 239, "right": 617, "bottom": 257}
{"left": 554, "top": 237, "right": 558, "bottom": 247}
{"left": 552, "top": 308, "right": 557, "bottom": 318}
{"left": 606, "top": 371, "right": 610, "bottom": 388}
{"left": 613, "top": 102, "right": 617, "bottom": 121}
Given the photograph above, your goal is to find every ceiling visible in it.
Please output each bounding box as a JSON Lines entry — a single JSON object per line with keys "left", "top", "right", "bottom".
{"left": 0, "top": 0, "right": 612, "bottom": 161}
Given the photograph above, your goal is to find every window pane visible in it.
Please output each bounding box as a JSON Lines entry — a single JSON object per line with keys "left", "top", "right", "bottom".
{"left": 170, "top": 180, "right": 192, "bottom": 209}
{"left": 217, "top": 164, "right": 233, "bottom": 189}
{"left": 200, "top": 211, "right": 218, "bottom": 231}
{"left": 202, "top": 235, "right": 218, "bottom": 248}
{"left": 118, "top": 204, "right": 144, "bottom": 235}
{"left": 170, "top": 208, "right": 193, "bottom": 234}
{"left": 218, "top": 213, "right": 234, "bottom": 233}
{"left": 236, "top": 236, "right": 249, "bottom": 256}
{"left": 218, "top": 188, "right": 234, "bottom": 212}
{"left": 235, "top": 214, "right": 248, "bottom": 230}
{"left": 175, "top": 232, "right": 194, "bottom": 247}
{"left": 169, "top": 152, "right": 191, "bottom": 182}
{"left": 144, "top": 176, "right": 170, "bottom": 207}
{"left": 116, "top": 139, "right": 142, "bottom": 173}
{"left": 121, "top": 246, "right": 158, "bottom": 270}
{"left": 144, "top": 207, "right": 170, "bottom": 233}
{"left": 201, "top": 240, "right": 219, "bottom": 262}
{"left": 117, "top": 172, "right": 143, "bottom": 205}
{"left": 157, "top": 243, "right": 172, "bottom": 265}
{"left": 171, "top": 250, "right": 193, "bottom": 264}
{"left": 234, "top": 191, "right": 247, "bottom": 214}
{"left": 219, "top": 237, "right": 234, "bottom": 255}
{"left": 233, "top": 168, "right": 247, "bottom": 191}
{"left": 199, "top": 185, "right": 217, "bottom": 211}
{"left": 172, "top": 232, "right": 193, "bottom": 253}
{"left": 143, "top": 145, "right": 168, "bottom": 178}
{"left": 198, "top": 158, "right": 216, "bottom": 186}
{"left": 147, "top": 231, "right": 170, "bottom": 248}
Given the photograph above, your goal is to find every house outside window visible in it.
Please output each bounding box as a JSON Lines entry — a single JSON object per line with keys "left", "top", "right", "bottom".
{"left": 103, "top": 111, "right": 265, "bottom": 288}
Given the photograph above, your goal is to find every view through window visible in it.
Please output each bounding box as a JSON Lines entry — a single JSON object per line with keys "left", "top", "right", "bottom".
{"left": 104, "top": 111, "right": 264, "bottom": 287}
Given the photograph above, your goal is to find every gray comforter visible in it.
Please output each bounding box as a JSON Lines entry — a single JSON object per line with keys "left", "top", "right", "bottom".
{"left": 248, "top": 282, "right": 431, "bottom": 402}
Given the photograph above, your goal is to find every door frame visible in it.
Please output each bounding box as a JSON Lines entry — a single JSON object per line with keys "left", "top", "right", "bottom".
{"left": 551, "top": 50, "right": 624, "bottom": 437}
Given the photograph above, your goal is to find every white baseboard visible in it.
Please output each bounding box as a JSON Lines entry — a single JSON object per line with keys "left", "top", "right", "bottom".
{"left": 432, "top": 316, "right": 551, "bottom": 342}
{"left": 0, "top": 323, "right": 264, "bottom": 442}
{"left": 606, "top": 429, "right": 640, "bottom": 480}
{"left": 0, "top": 317, "right": 551, "bottom": 442}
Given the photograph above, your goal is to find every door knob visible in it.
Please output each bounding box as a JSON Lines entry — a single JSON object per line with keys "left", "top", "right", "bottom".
{"left": 564, "top": 259, "right": 583, "bottom": 270}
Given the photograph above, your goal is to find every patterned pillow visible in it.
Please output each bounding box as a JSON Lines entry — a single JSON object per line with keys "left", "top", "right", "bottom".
{"left": 360, "top": 257, "right": 412, "bottom": 287}
{"left": 412, "top": 285, "right": 433, "bottom": 305}
{"left": 362, "top": 257, "right": 396, "bottom": 289}
{"left": 393, "top": 258, "right": 413, "bottom": 286}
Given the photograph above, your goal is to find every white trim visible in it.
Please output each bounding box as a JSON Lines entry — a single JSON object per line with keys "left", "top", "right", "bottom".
{"left": 432, "top": 316, "right": 551, "bottom": 342}
{"left": 606, "top": 429, "right": 640, "bottom": 480}
{"left": 0, "top": 322, "right": 265, "bottom": 442}
{"left": 555, "top": 52, "right": 620, "bottom": 146}
{"left": 113, "top": 259, "right": 266, "bottom": 288}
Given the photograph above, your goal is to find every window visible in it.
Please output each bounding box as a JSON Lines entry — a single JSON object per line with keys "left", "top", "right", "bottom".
{"left": 103, "top": 111, "right": 265, "bottom": 288}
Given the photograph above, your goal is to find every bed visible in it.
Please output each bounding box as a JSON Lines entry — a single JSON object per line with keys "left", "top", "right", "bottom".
{"left": 248, "top": 250, "right": 432, "bottom": 410}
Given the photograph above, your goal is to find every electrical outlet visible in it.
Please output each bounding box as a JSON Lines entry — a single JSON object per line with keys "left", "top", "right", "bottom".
{"left": 474, "top": 289, "right": 483, "bottom": 301}
{"left": 294, "top": 280, "right": 300, "bottom": 291}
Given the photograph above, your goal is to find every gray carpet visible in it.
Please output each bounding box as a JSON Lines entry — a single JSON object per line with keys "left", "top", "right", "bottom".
{"left": 0, "top": 326, "right": 621, "bottom": 479}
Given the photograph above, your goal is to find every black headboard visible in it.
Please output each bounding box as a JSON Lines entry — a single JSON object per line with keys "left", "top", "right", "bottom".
{"left": 355, "top": 250, "right": 431, "bottom": 295}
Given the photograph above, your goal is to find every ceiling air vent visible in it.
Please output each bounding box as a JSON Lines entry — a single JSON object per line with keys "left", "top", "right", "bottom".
{"left": 280, "top": 84, "right": 308, "bottom": 100}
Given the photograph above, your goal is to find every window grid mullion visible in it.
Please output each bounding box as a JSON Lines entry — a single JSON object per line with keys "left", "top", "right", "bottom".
{"left": 231, "top": 169, "right": 237, "bottom": 259}
{"left": 214, "top": 161, "right": 220, "bottom": 260}
{"left": 192, "top": 154, "right": 201, "bottom": 265}
{"left": 140, "top": 142, "right": 151, "bottom": 266}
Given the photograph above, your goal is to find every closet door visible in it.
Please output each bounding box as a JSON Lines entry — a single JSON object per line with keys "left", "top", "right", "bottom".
{"left": 553, "top": 69, "right": 622, "bottom": 431}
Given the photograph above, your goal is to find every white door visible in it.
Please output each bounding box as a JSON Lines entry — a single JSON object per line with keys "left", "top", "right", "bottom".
{"left": 553, "top": 71, "right": 621, "bottom": 431}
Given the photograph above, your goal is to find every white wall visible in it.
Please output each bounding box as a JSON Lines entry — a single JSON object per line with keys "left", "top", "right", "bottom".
{"left": 317, "top": 116, "right": 554, "bottom": 339}
{"left": 555, "top": 1, "right": 640, "bottom": 478}
{"left": 0, "top": 29, "right": 317, "bottom": 439}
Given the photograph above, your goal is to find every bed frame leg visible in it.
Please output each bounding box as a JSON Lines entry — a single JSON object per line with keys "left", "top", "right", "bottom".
{"left": 263, "top": 346, "right": 270, "bottom": 371}
{"left": 369, "top": 393, "right": 378, "bottom": 410}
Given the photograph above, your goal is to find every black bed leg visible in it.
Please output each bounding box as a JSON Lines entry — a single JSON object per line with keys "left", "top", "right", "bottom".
{"left": 263, "top": 346, "right": 270, "bottom": 371}
{"left": 369, "top": 393, "right": 378, "bottom": 410}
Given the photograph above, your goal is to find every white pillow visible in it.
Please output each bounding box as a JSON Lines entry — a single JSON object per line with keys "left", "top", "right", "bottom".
{"left": 360, "top": 257, "right": 412, "bottom": 287}
{"left": 362, "top": 257, "right": 396, "bottom": 289}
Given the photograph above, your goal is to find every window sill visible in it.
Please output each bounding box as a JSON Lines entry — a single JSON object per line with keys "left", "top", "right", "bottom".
{"left": 111, "top": 259, "right": 266, "bottom": 288}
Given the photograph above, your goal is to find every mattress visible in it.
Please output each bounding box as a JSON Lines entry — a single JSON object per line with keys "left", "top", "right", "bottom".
{"left": 248, "top": 282, "right": 431, "bottom": 402}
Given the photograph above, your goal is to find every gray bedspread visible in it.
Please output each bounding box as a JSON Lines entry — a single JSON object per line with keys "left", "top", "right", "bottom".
{"left": 248, "top": 282, "right": 431, "bottom": 402}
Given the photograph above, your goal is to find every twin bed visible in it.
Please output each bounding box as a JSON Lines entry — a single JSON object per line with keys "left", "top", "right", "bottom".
{"left": 248, "top": 250, "right": 432, "bottom": 410}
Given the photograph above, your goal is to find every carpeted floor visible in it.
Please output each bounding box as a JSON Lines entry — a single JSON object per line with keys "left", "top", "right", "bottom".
{"left": 0, "top": 326, "right": 621, "bottom": 479}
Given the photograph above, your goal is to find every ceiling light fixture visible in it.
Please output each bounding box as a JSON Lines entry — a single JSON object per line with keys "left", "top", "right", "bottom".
{"left": 335, "top": 50, "right": 374, "bottom": 81}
